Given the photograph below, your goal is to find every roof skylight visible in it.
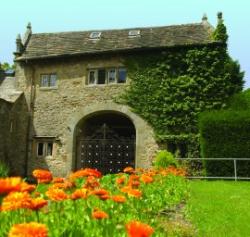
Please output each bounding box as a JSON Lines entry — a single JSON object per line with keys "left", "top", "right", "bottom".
{"left": 128, "top": 30, "right": 140, "bottom": 37}
{"left": 89, "top": 32, "right": 102, "bottom": 39}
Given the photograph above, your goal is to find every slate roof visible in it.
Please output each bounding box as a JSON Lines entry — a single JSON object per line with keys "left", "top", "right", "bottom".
{"left": 16, "top": 22, "right": 215, "bottom": 61}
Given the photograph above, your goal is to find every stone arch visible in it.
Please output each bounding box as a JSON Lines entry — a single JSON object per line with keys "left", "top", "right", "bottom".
{"left": 65, "top": 102, "right": 158, "bottom": 174}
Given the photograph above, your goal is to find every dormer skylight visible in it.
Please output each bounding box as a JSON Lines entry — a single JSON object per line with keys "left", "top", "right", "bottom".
{"left": 128, "top": 30, "right": 140, "bottom": 37}
{"left": 89, "top": 32, "right": 102, "bottom": 39}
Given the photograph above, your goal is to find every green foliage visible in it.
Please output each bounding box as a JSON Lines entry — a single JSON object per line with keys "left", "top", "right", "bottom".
{"left": 212, "top": 13, "right": 228, "bottom": 43}
{"left": 0, "top": 161, "right": 9, "bottom": 177}
{"left": 0, "top": 62, "right": 15, "bottom": 71}
{"left": 153, "top": 150, "right": 177, "bottom": 168}
{"left": 199, "top": 110, "right": 250, "bottom": 176}
{"left": 120, "top": 42, "right": 243, "bottom": 157}
{"left": 226, "top": 89, "right": 250, "bottom": 110}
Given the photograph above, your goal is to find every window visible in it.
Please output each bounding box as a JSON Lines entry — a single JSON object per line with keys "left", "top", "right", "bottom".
{"left": 97, "top": 69, "right": 106, "bottom": 84}
{"left": 88, "top": 68, "right": 126, "bottom": 85}
{"left": 107, "top": 69, "right": 116, "bottom": 84}
{"left": 128, "top": 30, "right": 140, "bottom": 37}
{"left": 40, "top": 74, "right": 57, "bottom": 87}
{"left": 37, "top": 141, "right": 53, "bottom": 157}
{"left": 89, "top": 32, "right": 102, "bottom": 39}
{"left": 118, "top": 68, "right": 127, "bottom": 83}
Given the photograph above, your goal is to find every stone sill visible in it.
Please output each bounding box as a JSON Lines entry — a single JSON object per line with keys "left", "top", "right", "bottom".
{"left": 85, "top": 83, "right": 127, "bottom": 88}
{"left": 39, "top": 87, "right": 58, "bottom": 91}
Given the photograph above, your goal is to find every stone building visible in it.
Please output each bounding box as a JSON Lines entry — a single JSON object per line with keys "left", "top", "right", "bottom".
{"left": 0, "top": 16, "right": 216, "bottom": 177}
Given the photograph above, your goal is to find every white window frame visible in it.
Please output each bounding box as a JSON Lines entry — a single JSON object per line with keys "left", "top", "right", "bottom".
{"left": 40, "top": 74, "right": 57, "bottom": 88}
{"left": 36, "top": 141, "right": 53, "bottom": 157}
{"left": 107, "top": 68, "right": 117, "bottom": 84}
{"left": 87, "top": 68, "right": 127, "bottom": 85}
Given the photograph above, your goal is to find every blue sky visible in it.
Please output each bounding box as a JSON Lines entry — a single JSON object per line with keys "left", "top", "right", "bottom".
{"left": 1, "top": 0, "right": 249, "bottom": 88}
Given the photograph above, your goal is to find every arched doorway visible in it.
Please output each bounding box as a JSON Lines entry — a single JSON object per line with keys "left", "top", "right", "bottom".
{"left": 75, "top": 111, "right": 136, "bottom": 174}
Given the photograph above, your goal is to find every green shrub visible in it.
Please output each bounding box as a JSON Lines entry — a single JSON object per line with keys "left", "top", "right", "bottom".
{"left": 0, "top": 161, "right": 9, "bottom": 177}
{"left": 199, "top": 110, "right": 250, "bottom": 177}
{"left": 153, "top": 150, "right": 177, "bottom": 169}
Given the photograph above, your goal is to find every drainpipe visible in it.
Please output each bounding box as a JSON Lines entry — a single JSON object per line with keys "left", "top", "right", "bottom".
{"left": 24, "top": 64, "right": 35, "bottom": 177}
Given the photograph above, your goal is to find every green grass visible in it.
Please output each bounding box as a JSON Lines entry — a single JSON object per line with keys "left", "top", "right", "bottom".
{"left": 187, "top": 180, "right": 250, "bottom": 237}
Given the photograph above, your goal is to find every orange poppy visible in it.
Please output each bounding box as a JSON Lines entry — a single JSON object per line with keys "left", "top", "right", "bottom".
{"left": 99, "top": 194, "right": 110, "bottom": 201}
{"left": 71, "top": 188, "right": 88, "bottom": 200}
{"left": 1, "top": 192, "right": 32, "bottom": 211}
{"left": 112, "top": 195, "right": 126, "bottom": 203}
{"left": 120, "top": 186, "right": 142, "bottom": 198}
{"left": 45, "top": 188, "right": 68, "bottom": 201}
{"left": 30, "top": 198, "right": 48, "bottom": 210}
{"left": 91, "top": 188, "right": 109, "bottom": 196}
{"left": 116, "top": 176, "right": 126, "bottom": 185}
{"left": 123, "top": 167, "right": 135, "bottom": 174}
{"left": 32, "top": 169, "right": 53, "bottom": 184}
{"left": 140, "top": 174, "right": 153, "bottom": 184}
{"left": 51, "top": 180, "right": 74, "bottom": 190}
{"left": 69, "top": 168, "right": 102, "bottom": 180}
{"left": 126, "top": 221, "right": 154, "bottom": 237}
{"left": 52, "top": 177, "right": 65, "bottom": 183}
{"left": 127, "top": 189, "right": 142, "bottom": 198}
{"left": 83, "top": 176, "right": 100, "bottom": 189}
{"left": 92, "top": 209, "right": 108, "bottom": 219}
{"left": 20, "top": 182, "right": 36, "bottom": 193}
{"left": 8, "top": 222, "right": 48, "bottom": 237}
{"left": 0, "top": 177, "right": 22, "bottom": 195}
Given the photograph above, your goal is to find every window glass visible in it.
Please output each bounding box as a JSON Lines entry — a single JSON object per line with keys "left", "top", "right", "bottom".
{"left": 97, "top": 69, "right": 106, "bottom": 84}
{"left": 41, "top": 75, "right": 49, "bottom": 87}
{"left": 47, "top": 143, "right": 53, "bottom": 156}
{"left": 89, "top": 71, "right": 96, "bottom": 84}
{"left": 37, "top": 143, "right": 44, "bottom": 156}
{"left": 108, "top": 69, "right": 116, "bottom": 84}
{"left": 118, "top": 68, "right": 127, "bottom": 83}
{"left": 50, "top": 74, "right": 57, "bottom": 87}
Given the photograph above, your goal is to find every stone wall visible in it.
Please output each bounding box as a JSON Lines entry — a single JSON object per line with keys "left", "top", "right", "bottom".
{"left": 16, "top": 54, "right": 159, "bottom": 177}
{"left": 0, "top": 99, "right": 11, "bottom": 164}
{"left": 0, "top": 95, "right": 29, "bottom": 176}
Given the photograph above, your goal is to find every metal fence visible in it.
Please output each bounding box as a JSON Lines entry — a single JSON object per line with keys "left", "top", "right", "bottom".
{"left": 176, "top": 158, "right": 250, "bottom": 181}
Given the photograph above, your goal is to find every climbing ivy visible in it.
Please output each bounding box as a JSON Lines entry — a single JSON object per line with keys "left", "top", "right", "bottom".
{"left": 119, "top": 18, "right": 244, "bottom": 157}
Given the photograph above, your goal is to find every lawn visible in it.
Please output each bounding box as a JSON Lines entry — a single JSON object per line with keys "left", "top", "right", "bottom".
{"left": 187, "top": 180, "right": 250, "bottom": 237}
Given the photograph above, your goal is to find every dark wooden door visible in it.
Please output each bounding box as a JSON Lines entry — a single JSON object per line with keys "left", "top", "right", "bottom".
{"left": 77, "top": 123, "right": 135, "bottom": 174}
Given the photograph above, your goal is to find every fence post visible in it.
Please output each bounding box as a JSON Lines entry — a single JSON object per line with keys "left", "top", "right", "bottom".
{"left": 234, "top": 159, "right": 237, "bottom": 181}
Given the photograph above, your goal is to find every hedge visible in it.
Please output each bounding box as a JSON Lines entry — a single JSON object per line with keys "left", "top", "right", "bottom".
{"left": 199, "top": 110, "right": 250, "bottom": 177}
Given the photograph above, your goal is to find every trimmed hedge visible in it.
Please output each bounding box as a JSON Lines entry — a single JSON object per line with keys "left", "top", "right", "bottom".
{"left": 199, "top": 109, "right": 250, "bottom": 177}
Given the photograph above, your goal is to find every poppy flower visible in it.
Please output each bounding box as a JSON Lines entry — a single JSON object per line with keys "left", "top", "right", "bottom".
{"left": 32, "top": 169, "right": 53, "bottom": 184}
{"left": 112, "top": 195, "right": 126, "bottom": 203}
{"left": 51, "top": 180, "right": 74, "bottom": 190}
{"left": 69, "top": 168, "right": 102, "bottom": 180}
{"left": 92, "top": 209, "right": 108, "bottom": 219}
{"left": 83, "top": 176, "right": 100, "bottom": 189}
{"left": 30, "top": 198, "right": 48, "bottom": 210}
{"left": 99, "top": 194, "right": 110, "bottom": 201}
{"left": 20, "top": 182, "right": 36, "bottom": 193}
{"left": 116, "top": 176, "right": 126, "bottom": 185}
{"left": 71, "top": 188, "right": 88, "bottom": 200}
{"left": 140, "top": 174, "right": 153, "bottom": 184}
{"left": 1, "top": 192, "right": 32, "bottom": 211}
{"left": 45, "top": 188, "right": 68, "bottom": 201}
{"left": 8, "top": 222, "right": 48, "bottom": 237}
{"left": 126, "top": 221, "right": 154, "bottom": 237}
{"left": 91, "top": 189, "right": 109, "bottom": 196}
{"left": 0, "top": 177, "right": 22, "bottom": 195}
{"left": 121, "top": 186, "right": 142, "bottom": 198}
{"left": 123, "top": 167, "right": 135, "bottom": 174}
{"left": 52, "top": 177, "right": 65, "bottom": 183}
